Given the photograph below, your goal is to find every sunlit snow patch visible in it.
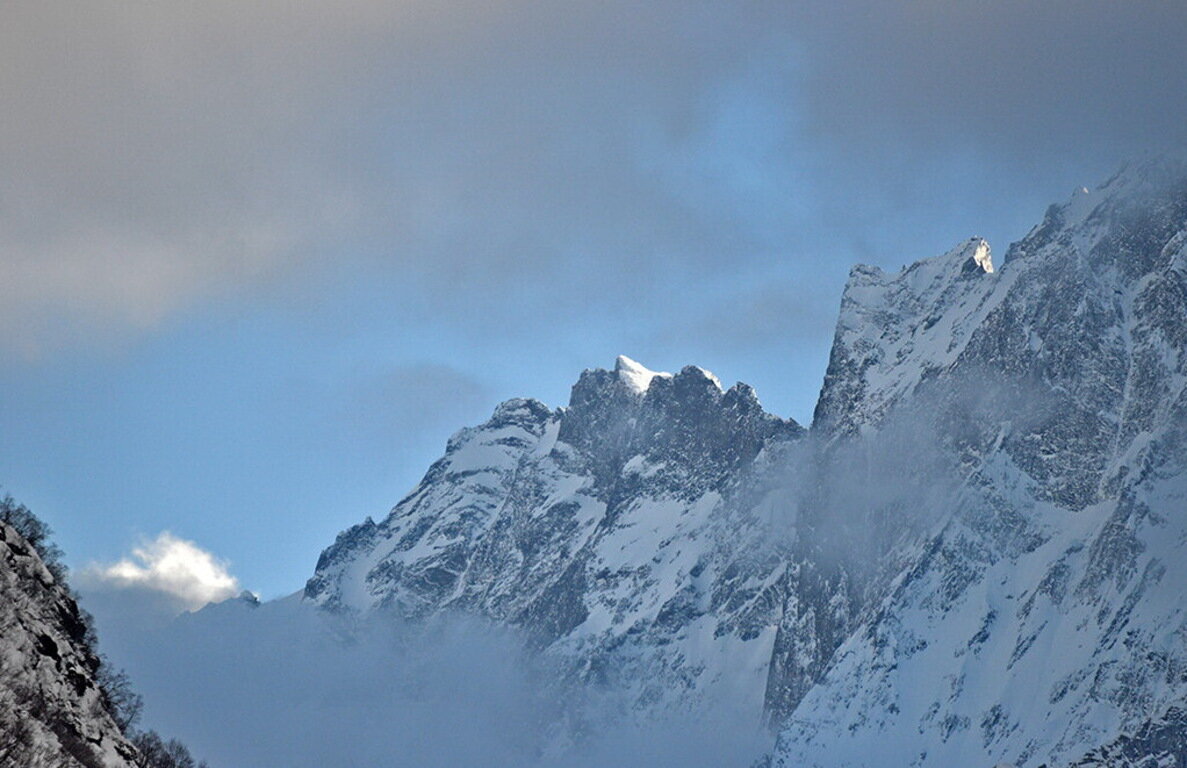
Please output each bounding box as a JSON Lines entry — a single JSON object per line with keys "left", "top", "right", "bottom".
{"left": 614, "top": 355, "right": 672, "bottom": 394}
{"left": 971, "top": 237, "right": 994, "bottom": 273}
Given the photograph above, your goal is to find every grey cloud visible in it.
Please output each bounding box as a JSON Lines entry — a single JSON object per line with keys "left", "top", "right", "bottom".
{"left": 787, "top": 0, "right": 1187, "bottom": 259}
{"left": 0, "top": 0, "right": 795, "bottom": 351}
{"left": 793, "top": 1, "right": 1187, "bottom": 162}
{"left": 3, "top": 1, "right": 1183, "bottom": 352}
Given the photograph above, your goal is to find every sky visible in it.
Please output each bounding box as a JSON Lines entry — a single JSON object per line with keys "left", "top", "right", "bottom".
{"left": 2, "top": 0, "right": 1186, "bottom": 601}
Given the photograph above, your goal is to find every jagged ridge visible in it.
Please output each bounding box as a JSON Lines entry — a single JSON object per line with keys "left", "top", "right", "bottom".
{"left": 305, "top": 357, "right": 804, "bottom": 719}
{"left": 774, "top": 157, "right": 1187, "bottom": 767}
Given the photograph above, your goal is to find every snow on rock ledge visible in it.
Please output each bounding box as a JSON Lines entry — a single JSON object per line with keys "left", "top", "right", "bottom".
{"left": 971, "top": 237, "right": 994, "bottom": 273}
{"left": 813, "top": 235, "right": 1007, "bottom": 438}
{"left": 614, "top": 354, "right": 671, "bottom": 394}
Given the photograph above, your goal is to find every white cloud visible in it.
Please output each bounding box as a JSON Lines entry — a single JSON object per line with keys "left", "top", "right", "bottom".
{"left": 85, "top": 532, "right": 241, "bottom": 611}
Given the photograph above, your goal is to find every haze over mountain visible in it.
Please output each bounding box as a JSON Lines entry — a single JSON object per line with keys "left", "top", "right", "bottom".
{"left": 3, "top": 1, "right": 1186, "bottom": 766}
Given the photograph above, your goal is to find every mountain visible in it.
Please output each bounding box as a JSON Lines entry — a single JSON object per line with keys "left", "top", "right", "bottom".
{"left": 0, "top": 514, "right": 139, "bottom": 767}
{"left": 304, "top": 157, "right": 1187, "bottom": 766}
{"left": 306, "top": 357, "right": 805, "bottom": 722}
{"left": 773, "top": 158, "right": 1187, "bottom": 766}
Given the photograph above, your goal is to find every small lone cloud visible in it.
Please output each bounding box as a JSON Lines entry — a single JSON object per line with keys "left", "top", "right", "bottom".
{"left": 83, "top": 532, "right": 240, "bottom": 612}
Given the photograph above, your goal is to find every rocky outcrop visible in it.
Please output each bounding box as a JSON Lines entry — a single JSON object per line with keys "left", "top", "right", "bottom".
{"left": 1063, "top": 708, "right": 1187, "bottom": 767}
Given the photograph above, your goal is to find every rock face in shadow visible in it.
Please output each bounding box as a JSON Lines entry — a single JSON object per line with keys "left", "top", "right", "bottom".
{"left": 1062, "top": 707, "right": 1187, "bottom": 768}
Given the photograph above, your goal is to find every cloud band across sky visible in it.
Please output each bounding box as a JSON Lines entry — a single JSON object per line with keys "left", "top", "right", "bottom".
{"left": 4, "top": 0, "right": 1185, "bottom": 352}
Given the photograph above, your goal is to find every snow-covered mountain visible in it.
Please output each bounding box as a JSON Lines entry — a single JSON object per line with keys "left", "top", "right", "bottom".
{"left": 773, "top": 157, "right": 1187, "bottom": 768}
{"left": 306, "top": 356, "right": 805, "bottom": 722}
{"left": 306, "top": 158, "right": 1187, "bottom": 766}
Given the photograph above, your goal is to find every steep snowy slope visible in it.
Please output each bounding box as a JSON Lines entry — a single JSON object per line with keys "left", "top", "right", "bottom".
{"left": 0, "top": 519, "right": 140, "bottom": 767}
{"left": 774, "top": 158, "right": 1187, "bottom": 767}
{"left": 306, "top": 356, "right": 804, "bottom": 719}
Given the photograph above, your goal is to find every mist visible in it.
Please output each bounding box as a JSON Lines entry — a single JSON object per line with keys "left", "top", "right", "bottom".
{"left": 79, "top": 591, "right": 769, "bottom": 768}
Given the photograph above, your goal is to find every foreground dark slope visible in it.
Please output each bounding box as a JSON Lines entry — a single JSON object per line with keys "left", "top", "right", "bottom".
{"left": 0, "top": 515, "right": 139, "bottom": 767}
{"left": 1, "top": 499, "right": 211, "bottom": 768}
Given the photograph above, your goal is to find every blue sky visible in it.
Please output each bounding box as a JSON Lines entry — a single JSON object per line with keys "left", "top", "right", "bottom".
{"left": 3, "top": 0, "right": 1185, "bottom": 600}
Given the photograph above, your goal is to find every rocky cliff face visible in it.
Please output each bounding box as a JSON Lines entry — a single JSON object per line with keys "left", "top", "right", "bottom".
{"left": 773, "top": 158, "right": 1187, "bottom": 767}
{"left": 1064, "top": 707, "right": 1187, "bottom": 767}
{"left": 0, "top": 521, "right": 139, "bottom": 768}
{"left": 306, "top": 357, "right": 804, "bottom": 719}
{"left": 307, "top": 158, "right": 1187, "bottom": 766}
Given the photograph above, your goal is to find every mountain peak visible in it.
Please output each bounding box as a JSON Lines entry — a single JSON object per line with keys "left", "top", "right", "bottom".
{"left": 613, "top": 354, "right": 671, "bottom": 394}
{"left": 298, "top": 158, "right": 1187, "bottom": 768}
{"left": 967, "top": 236, "right": 994, "bottom": 274}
